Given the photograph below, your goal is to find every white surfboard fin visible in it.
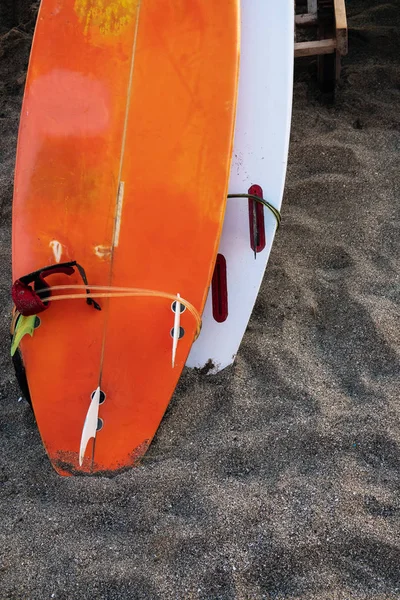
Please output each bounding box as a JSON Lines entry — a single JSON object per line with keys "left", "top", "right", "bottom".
{"left": 172, "top": 293, "right": 181, "bottom": 368}
{"left": 79, "top": 386, "right": 101, "bottom": 467}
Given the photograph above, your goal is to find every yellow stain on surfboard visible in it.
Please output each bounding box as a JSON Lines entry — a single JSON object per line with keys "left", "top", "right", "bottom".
{"left": 74, "top": 0, "right": 139, "bottom": 36}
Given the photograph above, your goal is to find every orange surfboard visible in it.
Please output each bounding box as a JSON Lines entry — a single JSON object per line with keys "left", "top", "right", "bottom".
{"left": 12, "top": 0, "right": 240, "bottom": 475}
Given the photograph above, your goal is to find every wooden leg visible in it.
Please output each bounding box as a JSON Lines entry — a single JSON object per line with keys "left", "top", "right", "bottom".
{"left": 335, "top": 49, "right": 342, "bottom": 82}
{"left": 318, "top": 51, "right": 336, "bottom": 102}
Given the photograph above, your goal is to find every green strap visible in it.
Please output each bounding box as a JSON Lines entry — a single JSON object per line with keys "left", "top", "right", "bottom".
{"left": 11, "top": 315, "right": 40, "bottom": 357}
{"left": 227, "top": 193, "right": 281, "bottom": 229}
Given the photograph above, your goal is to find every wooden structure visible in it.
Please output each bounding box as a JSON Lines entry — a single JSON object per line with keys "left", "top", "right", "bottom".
{"left": 294, "top": 0, "right": 348, "bottom": 97}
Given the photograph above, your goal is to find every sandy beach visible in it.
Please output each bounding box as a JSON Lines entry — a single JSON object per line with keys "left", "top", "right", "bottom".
{"left": 0, "top": 1, "right": 399, "bottom": 598}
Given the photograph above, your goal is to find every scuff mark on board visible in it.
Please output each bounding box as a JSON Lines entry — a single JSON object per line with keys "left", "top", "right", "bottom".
{"left": 94, "top": 245, "right": 112, "bottom": 259}
{"left": 74, "top": 0, "right": 140, "bottom": 36}
{"left": 52, "top": 439, "right": 150, "bottom": 477}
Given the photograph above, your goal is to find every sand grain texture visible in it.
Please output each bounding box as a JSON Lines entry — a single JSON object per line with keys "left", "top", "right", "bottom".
{"left": 0, "top": 1, "right": 399, "bottom": 598}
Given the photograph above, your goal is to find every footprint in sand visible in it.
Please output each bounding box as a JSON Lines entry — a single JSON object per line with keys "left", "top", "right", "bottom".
{"left": 297, "top": 144, "right": 360, "bottom": 178}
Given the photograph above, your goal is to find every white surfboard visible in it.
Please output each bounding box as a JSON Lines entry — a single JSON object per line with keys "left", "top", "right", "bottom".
{"left": 187, "top": 0, "right": 294, "bottom": 373}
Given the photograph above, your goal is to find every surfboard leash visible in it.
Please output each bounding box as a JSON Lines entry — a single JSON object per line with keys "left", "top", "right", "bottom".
{"left": 34, "top": 285, "right": 202, "bottom": 340}
{"left": 10, "top": 277, "right": 202, "bottom": 366}
{"left": 10, "top": 276, "right": 202, "bottom": 407}
{"left": 12, "top": 260, "right": 101, "bottom": 318}
{"left": 227, "top": 193, "right": 282, "bottom": 228}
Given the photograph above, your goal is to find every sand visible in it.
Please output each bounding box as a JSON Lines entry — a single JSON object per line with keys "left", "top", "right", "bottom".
{"left": 0, "top": 1, "right": 399, "bottom": 598}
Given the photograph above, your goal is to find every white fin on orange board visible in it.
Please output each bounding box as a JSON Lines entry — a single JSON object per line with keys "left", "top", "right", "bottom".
{"left": 172, "top": 293, "right": 181, "bottom": 368}
{"left": 79, "top": 386, "right": 100, "bottom": 466}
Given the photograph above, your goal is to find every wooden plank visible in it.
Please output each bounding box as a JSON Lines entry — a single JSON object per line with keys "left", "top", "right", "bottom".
{"left": 334, "top": 0, "right": 348, "bottom": 55}
{"left": 295, "top": 13, "right": 318, "bottom": 26}
{"left": 294, "top": 39, "right": 336, "bottom": 57}
{"left": 336, "top": 49, "right": 342, "bottom": 82}
{"left": 307, "top": 0, "right": 318, "bottom": 14}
